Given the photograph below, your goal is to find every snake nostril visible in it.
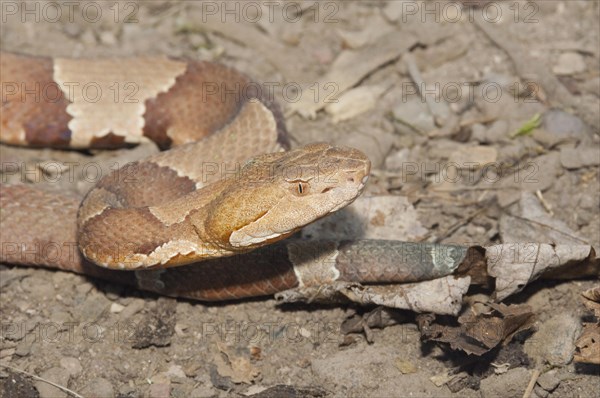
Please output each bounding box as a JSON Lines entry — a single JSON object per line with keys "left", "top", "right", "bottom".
{"left": 347, "top": 177, "right": 355, "bottom": 183}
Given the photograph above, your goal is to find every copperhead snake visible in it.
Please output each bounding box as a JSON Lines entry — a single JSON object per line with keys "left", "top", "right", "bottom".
{"left": 1, "top": 52, "right": 462, "bottom": 301}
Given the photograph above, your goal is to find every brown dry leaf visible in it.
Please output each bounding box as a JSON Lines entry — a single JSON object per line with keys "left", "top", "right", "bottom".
{"left": 394, "top": 358, "right": 417, "bottom": 374}
{"left": 214, "top": 342, "right": 260, "bottom": 385}
{"left": 574, "top": 286, "right": 600, "bottom": 364}
{"left": 417, "top": 303, "right": 536, "bottom": 356}
{"left": 574, "top": 323, "right": 600, "bottom": 364}
{"left": 581, "top": 286, "right": 600, "bottom": 317}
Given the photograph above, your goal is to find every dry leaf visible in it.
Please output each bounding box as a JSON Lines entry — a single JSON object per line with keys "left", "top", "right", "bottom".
{"left": 417, "top": 303, "right": 535, "bottom": 355}
{"left": 276, "top": 276, "right": 471, "bottom": 316}
{"left": 574, "top": 286, "right": 600, "bottom": 364}
{"left": 486, "top": 244, "right": 595, "bottom": 301}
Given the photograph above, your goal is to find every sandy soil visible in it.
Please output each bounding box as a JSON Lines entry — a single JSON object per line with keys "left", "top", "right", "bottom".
{"left": 1, "top": 1, "right": 599, "bottom": 397}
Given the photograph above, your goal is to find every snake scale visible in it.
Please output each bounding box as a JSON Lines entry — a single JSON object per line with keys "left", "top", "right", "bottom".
{"left": 1, "top": 52, "right": 463, "bottom": 301}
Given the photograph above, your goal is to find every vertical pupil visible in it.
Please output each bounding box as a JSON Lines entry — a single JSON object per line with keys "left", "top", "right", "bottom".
{"left": 298, "top": 183, "right": 303, "bottom": 194}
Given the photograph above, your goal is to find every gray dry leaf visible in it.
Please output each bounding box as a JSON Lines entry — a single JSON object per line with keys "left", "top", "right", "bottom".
{"left": 214, "top": 342, "right": 260, "bottom": 385}
{"left": 486, "top": 243, "right": 595, "bottom": 301}
{"left": 276, "top": 276, "right": 471, "bottom": 315}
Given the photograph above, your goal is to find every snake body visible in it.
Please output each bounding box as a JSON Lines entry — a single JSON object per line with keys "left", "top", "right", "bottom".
{"left": 0, "top": 51, "right": 381, "bottom": 299}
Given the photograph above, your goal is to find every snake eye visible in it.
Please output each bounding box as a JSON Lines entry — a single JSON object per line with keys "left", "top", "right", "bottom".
{"left": 293, "top": 182, "right": 310, "bottom": 196}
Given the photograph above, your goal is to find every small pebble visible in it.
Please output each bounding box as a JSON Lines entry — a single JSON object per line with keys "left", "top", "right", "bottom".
{"left": 34, "top": 367, "right": 70, "bottom": 398}
{"left": 479, "top": 367, "right": 530, "bottom": 398}
{"left": 190, "top": 384, "right": 216, "bottom": 398}
{"left": 537, "top": 369, "right": 561, "bottom": 392}
{"left": 80, "top": 377, "right": 114, "bottom": 398}
{"left": 148, "top": 382, "right": 171, "bottom": 398}
{"left": 525, "top": 314, "right": 582, "bottom": 366}
{"left": 60, "top": 357, "right": 83, "bottom": 377}
{"left": 110, "top": 302, "right": 125, "bottom": 313}
{"left": 166, "top": 364, "right": 187, "bottom": 379}
{"left": 120, "top": 299, "right": 146, "bottom": 319}
{"left": 553, "top": 52, "right": 586, "bottom": 75}
{"left": 14, "top": 339, "right": 32, "bottom": 357}
{"left": 99, "top": 30, "right": 117, "bottom": 45}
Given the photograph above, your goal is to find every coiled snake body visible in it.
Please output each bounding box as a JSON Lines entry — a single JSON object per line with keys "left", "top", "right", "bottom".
{"left": 0, "top": 51, "right": 381, "bottom": 300}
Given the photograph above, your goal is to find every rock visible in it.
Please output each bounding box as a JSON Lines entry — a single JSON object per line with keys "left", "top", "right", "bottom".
{"left": 34, "top": 367, "right": 70, "bottom": 398}
{"left": 14, "top": 339, "right": 32, "bottom": 357}
{"left": 539, "top": 109, "right": 589, "bottom": 145}
{"left": 336, "top": 14, "right": 393, "bottom": 49}
{"left": 478, "top": 119, "right": 509, "bottom": 144}
{"left": 76, "top": 291, "right": 110, "bottom": 321}
{"left": 21, "top": 276, "right": 55, "bottom": 299}
{"left": 495, "top": 151, "right": 561, "bottom": 207}
{"left": 110, "top": 302, "right": 125, "bottom": 313}
{"left": 99, "top": 30, "right": 117, "bottom": 45}
{"left": 119, "top": 298, "right": 146, "bottom": 320}
{"left": 80, "top": 377, "right": 114, "bottom": 398}
{"left": 62, "top": 23, "right": 83, "bottom": 38}
{"left": 553, "top": 52, "right": 586, "bottom": 75}
{"left": 148, "top": 382, "right": 171, "bottom": 398}
{"left": 384, "top": 148, "right": 411, "bottom": 170}
{"left": 75, "top": 282, "right": 93, "bottom": 296}
{"left": 560, "top": 145, "right": 600, "bottom": 169}
{"left": 382, "top": 1, "right": 405, "bottom": 22}
{"left": 392, "top": 98, "right": 435, "bottom": 134}
{"left": 325, "top": 85, "right": 389, "bottom": 123}
{"left": 311, "top": 344, "right": 444, "bottom": 393}
{"left": 60, "top": 357, "right": 83, "bottom": 377}
{"left": 499, "top": 192, "right": 587, "bottom": 245}
{"left": 479, "top": 367, "right": 531, "bottom": 398}
{"left": 524, "top": 314, "right": 582, "bottom": 366}
{"left": 190, "top": 384, "right": 216, "bottom": 398}
{"left": 166, "top": 365, "right": 187, "bottom": 379}
{"left": 537, "top": 369, "right": 561, "bottom": 392}
{"left": 302, "top": 196, "right": 428, "bottom": 241}
{"left": 534, "top": 386, "right": 550, "bottom": 398}
{"left": 448, "top": 145, "right": 498, "bottom": 167}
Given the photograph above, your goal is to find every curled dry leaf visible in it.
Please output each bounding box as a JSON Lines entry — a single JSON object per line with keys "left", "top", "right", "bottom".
{"left": 417, "top": 303, "right": 536, "bottom": 356}
{"left": 485, "top": 244, "right": 596, "bottom": 301}
{"left": 276, "top": 276, "right": 471, "bottom": 315}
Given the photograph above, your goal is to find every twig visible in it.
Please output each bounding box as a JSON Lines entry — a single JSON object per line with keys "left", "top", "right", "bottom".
{"left": 0, "top": 363, "right": 84, "bottom": 398}
{"left": 535, "top": 190, "right": 554, "bottom": 215}
{"left": 522, "top": 368, "right": 541, "bottom": 398}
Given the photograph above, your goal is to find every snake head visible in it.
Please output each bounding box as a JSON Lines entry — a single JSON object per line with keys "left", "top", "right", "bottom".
{"left": 204, "top": 143, "right": 371, "bottom": 250}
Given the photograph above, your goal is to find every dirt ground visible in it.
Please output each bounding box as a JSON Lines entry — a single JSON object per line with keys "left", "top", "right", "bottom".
{"left": 1, "top": 1, "right": 599, "bottom": 397}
